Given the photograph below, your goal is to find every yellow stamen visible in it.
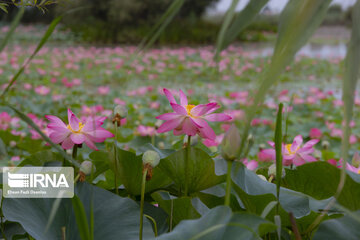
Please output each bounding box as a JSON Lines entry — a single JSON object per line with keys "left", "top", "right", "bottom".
{"left": 357, "top": 169, "right": 360, "bottom": 174}
{"left": 67, "top": 122, "right": 84, "bottom": 134}
{"left": 285, "top": 144, "right": 299, "bottom": 155}
{"left": 185, "top": 104, "right": 196, "bottom": 117}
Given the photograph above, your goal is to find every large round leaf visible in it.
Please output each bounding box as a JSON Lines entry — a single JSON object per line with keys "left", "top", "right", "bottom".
{"left": 284, "top": 162, "right": 360, "bottom": 210}
{"left": 158, "top": 147, "right": 225, "bottom": 195}
{"left": 151, "top": 191, "right": 202, "bottom": 226}
{"left": 111, "top": 147, "right": 173, "bottom": 196}
{"left": 156, "top": 206, "right": 276, "bottom": 240}
{"left": 231, "top": 161, "right": 312, "bottom": 218}
{"left": 313, "top": 212, "right": 360, "bottom": 240}
{"left": 3, "top": 182, "right": 154, "bottom": 240}
{"left": 19, "top": 150, "right": 62, "bottom": 166}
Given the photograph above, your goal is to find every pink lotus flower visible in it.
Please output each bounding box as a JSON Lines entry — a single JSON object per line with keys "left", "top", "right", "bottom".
{"left": 46, "top": 109, "right": 114, "bottom": 150}
{"left": 257, "top": 150, "right": 274, "bottom": 162}
{"left": 156, "top": 88, "right": 232, "bottom": 140}
{"left": 262, "top": 135, "right": 319, "bottom": 166}
{"left": 11, "top": 156, "right": 21, "bottom": 161}
{"left": 243, "top": 159, "right": 258, "bottom": 171}
{"left": 203, "top": 134, "right": 224, "bottom": 147}
{"left": 137, "top": 125, "right": 156, "bottom": 137}
{"left": 98, "top": 86, "right": 110, "bottom": 95}
{"left": 34, "top": 85, "right": 50, "bottom": 96}
{"left": 346, "top": 163, "right": 360, "bottom": 174}
{"left": 309, "top": 128, "right": 322, "bottom": 139}
{"left": 0, "top": 112, "right": 11, "bottom": 130}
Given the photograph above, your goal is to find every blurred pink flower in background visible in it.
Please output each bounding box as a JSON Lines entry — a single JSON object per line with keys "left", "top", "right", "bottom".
{"left": 333, "top": 99, "right": 344, "bottom": 107}
{"left": 309, "top": 128, "right": 322, "bottom": 139}
{"left": 156, "top": 88, "right": 232, "bottom": 140}
{"left": 149, "top": 101, "right": 160, "bottom": 109}
{"left": 52, "top": 95, "right": 65, "bottom": 101}
{"left": 11, "top": 156, "right": 20, "bottom": 161}
{"left": 0, "top": 112, "right": 11, "bottom": 130}
{"left": 98, "top": 86, "right": 110, "bottom": 95}
{"left": 72, "top": 78, "right": 82, "bottom": 86}
{"left": 23, "top": 83, "right": 32, "bottom": 90}
{"left": 257, "top": 150, "right": 274, "bottom": 162}
{"left": 203, "top": 134, "right": 224, "bottom": 147}
{"left": 243, "top": 159, "right": 258, "bottom": 171}
{"left": 137, "top": 125, "right": 156, "bottom": 137}
{"left": 34, "top": 85, "right": 50, "bottom": 95}
{"left": 37, "top": 68, "right": 46, "bottom": 75}
{"left": 114, "top": 98, "right": 126, "bottom": 106}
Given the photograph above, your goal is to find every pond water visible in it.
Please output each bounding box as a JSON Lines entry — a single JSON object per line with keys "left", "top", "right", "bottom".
{"left": 245, "top": 42, "right": 347, "bottom": 59}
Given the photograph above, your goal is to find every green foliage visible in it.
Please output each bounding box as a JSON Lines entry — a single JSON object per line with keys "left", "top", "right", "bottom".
{"left": 158, "top": 147, "right": 225, "bottom": 195}
{"left": 56, "top": 0, "right": 219, "bottom": 44}
{"left": 284, "top": 162, "right": 360, "bottom": 210}
{"left": 313, "top": 212, "right": 360, "bottom": 240}
{"left": 111, "top": 146, "right": 172, "bottom": 196}
{"left": 3, "top": 182, "right": 154, "bottom": 239}
{"left": 216, "top": 0, "right": 269, "bottom": 57}
{"left": 2, "top": 0, "right": 360, "bottom": 238}
{"left": 156, "top": 206, "right": 277, "bottom": 240}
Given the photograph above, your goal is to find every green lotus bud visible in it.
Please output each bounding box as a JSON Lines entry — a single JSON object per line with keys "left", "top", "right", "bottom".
{"left": 142, "top": 150, "right": 160, "bottom": 167}
{"left": 155, "top": 120, "right": 163, "bottom": 129}
{"left": 114, "top": 105, "right": 128, "bottom": 118}
{"left": 158, "top": 141, "right": 165, "bottom": 149}
{"left": 321, "top": 140, "right": 330, "bottom": 150}
{"left": 268, "top": 164, "right": 276, "bottom": 176}
{"left": 80, "top": 161, "right": 96, "bottom": 175}
{"left": 247, "top": 134, "right": 254, "bottom": 144}
{"left": 221, "top": 124, "right": 241, "bottom": 161}
{"left": 268, "top": 164, "right": 285, "bottom": 178}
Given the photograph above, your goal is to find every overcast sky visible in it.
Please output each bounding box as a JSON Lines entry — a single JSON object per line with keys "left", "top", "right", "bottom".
{"left": 209, "top": 0, "right": 357, "bottom": 14}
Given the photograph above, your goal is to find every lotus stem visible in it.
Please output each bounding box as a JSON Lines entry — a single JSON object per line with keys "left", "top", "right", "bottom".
{"left": 72, "top": 144, "right": 78, "bottom": 160}
{"left": 139, "top": 168, "right": 147, "bottom": 240}
{"left": 114, "top": 122, "right": 119, "bottom": 195}
{"left": 74, "top": 173, "right": 80, "bottom": 183}
{"left": 184, "top": 135, "right": 191, "bottom": 196}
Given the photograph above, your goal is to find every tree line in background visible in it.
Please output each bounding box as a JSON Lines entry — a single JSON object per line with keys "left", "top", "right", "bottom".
{"left": 0, "top": 0, "right": 354, "bottom": 44}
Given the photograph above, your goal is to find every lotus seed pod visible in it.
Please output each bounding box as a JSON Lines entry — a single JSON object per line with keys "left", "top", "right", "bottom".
{"left": 80, "top": 161, "right": 96, "bottom": 175}
{"left": 114, "top": 105, "right": 128, "bottom": 118}
{"left": 221, "top": 124, "right": 241, "bottom": 161}
{"left": 142, "top": 150, "right": 160, "bottom": 167}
